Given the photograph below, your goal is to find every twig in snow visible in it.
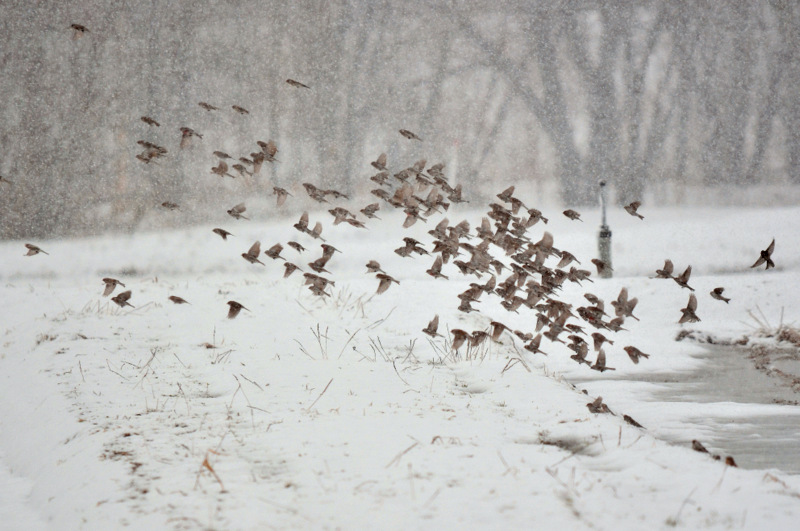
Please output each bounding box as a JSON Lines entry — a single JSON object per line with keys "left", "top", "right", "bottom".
{"left": 385, "top": 441, "right": 419, "bottom": 468}
{"left": 338, "top": 328, "right": 361, "bottom": 360}
{"left": 305, "top": 378, "right": 333, "bottom": 412}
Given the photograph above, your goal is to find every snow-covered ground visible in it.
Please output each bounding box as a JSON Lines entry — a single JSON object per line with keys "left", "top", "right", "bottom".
{"left": 2, "top": 201, "right": 800, "bottom": 530}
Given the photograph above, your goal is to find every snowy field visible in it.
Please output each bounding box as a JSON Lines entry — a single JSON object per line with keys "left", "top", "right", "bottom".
{"left": 2, "top": 200, "right": 800, "bottom": 530}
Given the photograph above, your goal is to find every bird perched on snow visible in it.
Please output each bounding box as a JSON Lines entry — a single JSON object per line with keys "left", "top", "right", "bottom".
{"left": 101, "top": 277, "right": 125, "bottom": 297}
{"left": 226, "top": 301, "right": 248, "bottom": 319}
{"left": 232, "top": 105, "right": 249, "bottom": 115}
{"left": 24, "top": 243, "right": 48, "bottom": 256}
{"left": 160, "top": 201, "right": 180, "bottom": 211}
{"left": 563, "top": 209, "right": 582, "bottom": 221}
{"left": 710, "top": 287, "right": 730, "bottom": 303}
{"left": 286, "top": 79, "right": 310, "bottom": 89}
{"left": 624, "top": 201, "right": 644, "bottom": 220}
{"left": 140, "top": 116, "right": 159, "bottom": 127}
{"left": 750, "top": 238, "right": 775, "bottom": 270}
{"left": 679, "top": 294, "right": 700, "bottom": 323}
{"left": 399, "top": 129, "right": 422, "bottom": 141}
{"left": 212, "top": 228, "right": 233, "bottom": 240}
{"left": 111, "top": 290, "right": 134, "bottom": 308}
{"left": 168, "top": 295, "right": 189, "bottom": 304}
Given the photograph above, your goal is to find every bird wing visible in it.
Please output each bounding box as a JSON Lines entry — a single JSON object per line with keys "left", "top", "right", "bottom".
{"left": 249, "top": 241, "right": 261, "bottom": 256}
{"left": 688, "top": 293, "right": 697, "bottom": 311}
{"left": 766, "top": 238, "right": 775, "bottom": 255}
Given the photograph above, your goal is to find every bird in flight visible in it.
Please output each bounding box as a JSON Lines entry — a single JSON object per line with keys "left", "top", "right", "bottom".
{"left": 751, "top": 238, "right": 775, "bottom": 270}
{"left": 24, "top": 243, "right": 48, "bottom": 256}
{"left": 102, "top": 277, "right": 125, "bottom": 297}
{"left": 286, "top": 79, "right": 310, "bottom": 89}
{"left": 624, "top": 201, "right": 644, "bottom": 219}
{"left": 399, "top": 129, "right": 422, "bottom": 141}
{"left": 226, "top": 301, "right": 248, "bottom": 319}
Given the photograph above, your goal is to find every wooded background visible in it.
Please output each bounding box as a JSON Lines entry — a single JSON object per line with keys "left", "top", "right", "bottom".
{"left": 1, "top": 1, "right": 798, "bottom": 238}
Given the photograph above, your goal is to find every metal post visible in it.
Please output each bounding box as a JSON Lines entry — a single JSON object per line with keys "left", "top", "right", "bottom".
{"left": 598, "top": 180, "right": 612, "bottom": 278}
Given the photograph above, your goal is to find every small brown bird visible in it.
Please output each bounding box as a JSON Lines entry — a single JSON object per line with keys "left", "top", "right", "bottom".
{"left": 111, "top": 290, "right": 134, "bottom": 308}
{"left": 365, "top": 260, "right": 384, "bottom": 274}
{"left": 524, "top": 333, "right": 548, "bottom": 355}
{"left": 679, "top": 293, "right": 701, "bottom": 324}
{"left": 710, "top": 287, "right": 730, "bottom": 303}
{"left": 242, "top": 241, "right": 265, "bottom": 265}
{"left": 624, "top": 201, "right": 644, "bottom": 220}
{"left": 586, "top": 396, "right": 612, "bottom": 414}
{"left": 422, "top": 315, "right": 442, "bottom": 338}
{"left": 360, "top": 203, "right": 381, "bottom": 219}
{"left": 198, "top": 102, "right": 219, "bottom": 111}
{"left": 161, "top": 201, "right": 180, "bottom": 211}
{"left": 655, "top": 259, "right": 674, "bottom": 279}
{"left": 140, "top": 116, "right": 160, "bottom": 127}
{"left": 591, "top": 332, "right": 614, "bottom": 352}
{"left": 213, "top": 151, "right": 232, "bottom": 159}
{"left": 273, "top": 187, "right": 292, "bottom": 206}
{"left": 673, "top": 265, "right": 694, "bottom": 291}
{"left": 232, "top": 105, "right": 249, "bottom": 115}
{"left": 725, "top": 456, "right": 738, "bottom": 467}
{"left": 489, "top": 321, "right": 510, "bottom": 342}
{"left": 591, "top": 258, "right": 612, "bottom": 275}
{"left": 399, "top": 129, "right": 422, "bottom": 141}
{"left": 286, "top": 79, "right": 310, "bottom": 89}
{"left": 69, "top": 23, "right": 89, "bottom": 39}
{"left": 179, "top": 127, "right": 203, "bottom": 149}
{"left": 691, "top": 440, "right": 710, "bottom": 454}
{"left": 450, "top": 329, "right": 469, "bottom": 351}
{"left": 101, "top": 277, "right": 125, "bottom": 297}
{"left": 750, "top": 238, "right": 775, "bottom": 270}
{"left": 227, "top": 203, "right": 249, "bottom": 220}
{"left": 211, "top": 161, "right": 235, "bottom": 178}
{"left": 287, "top": 241, "right": 306, "bottom": 253}
{"left": 623, "top": 346, "right": 650, "bottom": 364}
{"left": 24, "top": 243, "right": 48, "bottom": 256}
{"left": 212, "top": 228, "right": 233, "bottom": 240}
{"left": 263, "top": 243, "right": 285, "bottom": 261}
{"left": 168, "top": 295, "right": 189, "bottom": 304}
{"left": 283, "top": 262, "right": 302, "bottom": 278}
{"left": 375, "top": 273, "right": 399, "bottom": 295}
{"left": 226, "top": 301, "right": 248, "bottom": 319}
{"left": 294, "top": 211, "right": 310, "bottom": 233}
{"left": 623, "top": 415, "right": 644, "bottom": 428}
{"left": 426, "top": 255, "right": 448, "bottom": 279}
{"left": 371, "top": 153, "right": 387, "bottom": 171}
{"left": 563, "top": 209, "right": 582, "bottom": 221}
{"left": 257, "top": 139, "right": 279, "bottom": 162}
{"left": 591, "top": 349, "right": 615, "bottom": 372}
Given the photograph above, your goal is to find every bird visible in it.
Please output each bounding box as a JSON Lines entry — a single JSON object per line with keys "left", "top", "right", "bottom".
{"left": 242, "top": 241, "right": 265, "bottom": 265}
{"left": 679, "top": 293, "right": 701, "bottom": 324}
{"left": 365, "top": 260, "right": 384, "bottom": 274}
{"left": 101, "top": 277, "right": 125, "bottom": 297}
{"left": 399, "top": 129, "right": 422, "bottom": 141}
{"left": 111, "top": 290, "right": 134, "bottom": 308}
{"left": 450, "top": 329, "right": 469, "bottom": 351}
{"left": 524, "top": 333, "right": 548, "bottom": 355}
{"left": 623, "top": 346, "right": 650, "bottom": 364}
{"left": 212, "top": 228, "right": 233, "bottom": 240}
{"left": 360, "top": 203, "right": 381, "bottom": 219}
{"left": 591, "top": 258, "right": 612, "bottom": 275}
{"left": 227, "top": 203, "right": 249, "bottom": 220}
{"left": 673, "top": 265, "right": 694, "bottom": 291}
{"left": 591, "top": 349, "right": 615, "bottom": 372}
{"left": 24, "top": 243, "right": 48, "bottom": 256}
{"left": 161, "top": 201, "right": 180, "bottom": 211}
{"left": 273, "top": 187, "right": 292, "bottom": 207}
{"left": 563, "top": 209, "right": 582, "bottom": 221}
{"left": 751, "top": 238, "right": 775, "bottom": 270}
{"left": 257, "top": 140, "right": 279, "bottom": 162}
{"left": 586, "top": 396, "right": 612, "bottom": 414}
{"left": 710, "top": 287, "right": 730, "bottom": 303}
{"left": 371, "top": 153, "right": 387, "bottom": 171}
{"left": 375, "top": 273, "right": 399, "bottom": 295}
{"left": 198, "top": 102, "right": 219, "bottom": 111}
{"left": 691, "top": 440, "right": 710, "bottom": 454}
{"left": 422, "top": 315, "right": 442, "bottom": 338}
{"left": 69, "top": 23, "right": 89, "bottom": 39}
{"left": 283, "top": 263, "right": 302, "bottom": 278}
{"left": 624, "top": 201, "right": 644, "bottom": 220}
{"left": 140, "top": 116, "right": 160, "bottom": 127}
{"left": 426, "top": 255, "right": 448, "bottom": 279}
{"left": 263, "top": 243, "right": 285, "bottom": 261}
{"left": 179, "top": 127, "right": 202, "bottom": 148}
{"left": 655, "top": 259, "right": 674, "bottom": 279}
{"left": 226, "top": 301, "right": 248, "bottom": 319}
{"left": 591, "top": 332, "right": 614, "bottom": 351}
{"left": 287, "top": 241, "right": 306, "bottom": 253}
{"left": 168, "top": 295, "right": 189, "bottom": 304}
{"left": 232, "top": 105, "right": 249, "bottom": 115}
{"left": 489, "top": 321, "right": 510, "bottom": 342}
{"left": 211, "top": 161, "right": 235, "bottom": 178}
{"left": 286, "top": 79, "right": 310, "bottom": 89}
{"left": 623, "top": 415, "right": 644, "bottom": 428}
{"left": 725, "top": 456, "right": 738, "bottom": 467}
{"left": 294, "top": 212, "right": 310, "bottom": 233}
